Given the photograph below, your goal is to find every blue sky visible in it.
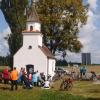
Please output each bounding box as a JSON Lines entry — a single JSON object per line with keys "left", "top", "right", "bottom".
{"left": 0, "top": 0, "right": 100, "bottom": 64}
{"left": 0, "top": 10, "right": 10, "bottom": 56}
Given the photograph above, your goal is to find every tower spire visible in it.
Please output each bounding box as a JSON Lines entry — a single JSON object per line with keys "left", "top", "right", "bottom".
{"left": 33, "top": 0, "right": 36, "bottom": 4}
{"left": 31, "top": 0, "right": 35, "bottom": 6}
{"left": 27, "top": 0, "right": 39, "bottom": 22}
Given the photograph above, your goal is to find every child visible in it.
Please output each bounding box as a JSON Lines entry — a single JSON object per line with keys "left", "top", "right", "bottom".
{"left": 43, "top": 80, "right": 50, "bottom": 89}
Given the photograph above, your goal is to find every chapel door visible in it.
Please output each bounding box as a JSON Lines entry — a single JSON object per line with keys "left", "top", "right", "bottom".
{"left": 26, "top": 64, "right": 34, "bottom": 74}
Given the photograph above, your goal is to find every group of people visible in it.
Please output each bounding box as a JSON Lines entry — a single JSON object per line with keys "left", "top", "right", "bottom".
{"left": 64, "top": 66, "right": 97, "bottom": 81}
{"left": 18, "top": 68, "right": 48, "bottom": 89}
{"left": 1, "top": 67, "right": 51, "bottom": 91}
{"left": 2, "top": 67, "right": 18, "bottom": 90}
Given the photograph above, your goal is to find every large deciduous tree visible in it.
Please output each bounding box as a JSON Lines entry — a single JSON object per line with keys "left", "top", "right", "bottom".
{"left": 0, "top": 0, "right": 28, "bottom": 66}
{"left": 0, "top": 0, "right": 88, "bottom": 66}
{"left": 36, "top": 0, "right": 88, "bottom": 55}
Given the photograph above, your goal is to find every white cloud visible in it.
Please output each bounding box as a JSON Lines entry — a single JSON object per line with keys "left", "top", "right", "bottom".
{"left": 88, "top": 0, "right": 97, "bottom": 10}
{"left": 0, "top": 27, "right": 11, "bottom": 56}
{"left": 79, "top": 10, "right": 96, "bottom": 52}
{"left": 79, "top": 0, "right": 98, "bottom": 52}
{"left": 80, "top": 0, "right": 100, "bottom": 63}
{"left": 66, "top": 0, "right": 100, "bottom": 64}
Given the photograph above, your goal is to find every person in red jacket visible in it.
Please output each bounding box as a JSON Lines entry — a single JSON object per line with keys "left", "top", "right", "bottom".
{"left": 3, "top": 67, "right": 10, "bottom": 89}
{"left": 3, "top": 67, "right": 10, "bottom": 84}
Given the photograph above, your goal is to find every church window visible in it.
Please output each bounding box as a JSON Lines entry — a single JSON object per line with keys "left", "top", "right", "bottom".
{"left": 30, "top": 26, "right": 33, "bottom": 31}
{"left": 28, "top": 45, "right": 32, "bottom": 49}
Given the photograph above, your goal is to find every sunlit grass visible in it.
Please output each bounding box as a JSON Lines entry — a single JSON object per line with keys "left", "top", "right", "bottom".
{"left": 0, "top": 84, "right": 86, "bottom": 100}
{"left": 0, "top": 66, "right": 100, "bottom": 99}
{"left": 0, "top": 80, "right": 100, "bottom": 100}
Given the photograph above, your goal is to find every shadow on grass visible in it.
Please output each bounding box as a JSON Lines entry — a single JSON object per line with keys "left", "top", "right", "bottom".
{"left": 0, "top": 86, "right": 10, "bottom": 90}
{"left": 87, "top": 98, "right": 100, "bottom": 100}
{"left": 0, "top": 83, "right": 11, "bottom": 91}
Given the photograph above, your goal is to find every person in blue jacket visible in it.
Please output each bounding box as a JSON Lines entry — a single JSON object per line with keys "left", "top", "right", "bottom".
{"left": 32, "top": 72, "right": 38, "bottom": 86}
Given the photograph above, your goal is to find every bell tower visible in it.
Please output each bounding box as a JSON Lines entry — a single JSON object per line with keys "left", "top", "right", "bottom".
{"left": 22, "top": 1, "right": 42, "bottom": 47}
{"left": 26, "top": 0, "right": 41, "bottom": 32}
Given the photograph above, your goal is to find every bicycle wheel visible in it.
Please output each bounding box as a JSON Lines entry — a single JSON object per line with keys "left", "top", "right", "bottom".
{"left": 67, "top": 83, "right": 73, "bottom": 91}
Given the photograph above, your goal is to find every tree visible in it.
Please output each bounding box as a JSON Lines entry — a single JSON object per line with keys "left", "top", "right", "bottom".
{"left": 0, "top": 0, "right": 88, "bottom": 66}
{"left": 0, "top": 0, "right": 28, "bottom": 66}
{"left": 36, "top": 0, "right": 88, "bottom": 55}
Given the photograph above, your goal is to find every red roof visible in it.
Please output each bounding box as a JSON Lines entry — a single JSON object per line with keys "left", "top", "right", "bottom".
{"left": 22, "top": 30, "right": 40, "bottom": 33}
{"left": 38, "top": 45, "right": 55, "bottom": 59}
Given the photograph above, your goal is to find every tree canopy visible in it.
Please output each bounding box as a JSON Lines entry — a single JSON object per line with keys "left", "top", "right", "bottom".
{"left": 36, "top": 0, "right": 88, "bottom": 54}
{"left": 0, "top": 0, "right": 28, "bottom": 66}
{"left": 0, "top": 0, "right": 88, "bottom": 66}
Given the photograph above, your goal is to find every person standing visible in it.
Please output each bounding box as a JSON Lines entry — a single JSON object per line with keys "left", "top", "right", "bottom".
{"left": 28, "top": 72, "right": 32, "bottom": 86}
{"left": 80, "top": 67, "right": 83, "bottom": 79}
{"left": 3, "top": 67, "right": 10, "bottom": 89}
{"left": 10, "top": 67, "right": 18, "bottom": 90}
{"left": 32, "top": 72, "right": 38, "bottom": 86}
{"left": 82, "top": 66, "right": 87, "bottom": 79}
{"left": 18, "top": 67, "right": 24, "bottom": 83}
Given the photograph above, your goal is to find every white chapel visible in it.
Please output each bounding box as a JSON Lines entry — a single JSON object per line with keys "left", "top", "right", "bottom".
{"left": 13, "top": 4, "right": 56, "bottom": 78}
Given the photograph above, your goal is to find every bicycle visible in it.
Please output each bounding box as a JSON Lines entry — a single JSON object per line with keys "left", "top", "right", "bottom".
{"left": 60, "top": 77, "right": 73, "bottom": 91}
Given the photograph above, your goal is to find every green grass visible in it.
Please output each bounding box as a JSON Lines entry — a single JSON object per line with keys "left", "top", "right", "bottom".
{"left": 0, "top": 87, "right": 87, "bottom": 100}
{"left": 72, "top": 81, "right": 100, "bottom": 99}
{"left": 0, "top": 66, "right": 11, "bottom": 72}
{"left": 52, "top": 80, "right": 100, "bottom": 99}
{"left": 1, "top": 65, "right": 100, "bottom": 100}
{"left": 0, "top": 80, "right": 100, "bottom": 100}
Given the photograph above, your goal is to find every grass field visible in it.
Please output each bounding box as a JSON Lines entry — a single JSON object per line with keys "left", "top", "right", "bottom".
{"left": 0, "top": 66, "right": 100, "bottom": 100}
{"left": 66, "top": 66, "right": 100, "bottom": 74}
{"left": 0, "top": 80, "right": 100, "bottom": 100}
{"left": 53, "top": 80, "right": 100, "bottom": 99}
{"left": 0, "top": 66, "right": 10, "bottom": 72}
{"left": 0, "top": 88, "right": 87, "bottom": 100}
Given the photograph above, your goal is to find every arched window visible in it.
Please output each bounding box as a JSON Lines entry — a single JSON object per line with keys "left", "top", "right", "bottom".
{"left": 30, "top": 26, "right": 33, "bottom": 31}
